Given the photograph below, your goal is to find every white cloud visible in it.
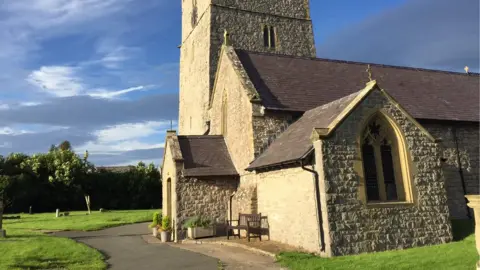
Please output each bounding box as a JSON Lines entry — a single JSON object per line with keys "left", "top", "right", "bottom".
{"left": 88, "top": 85, "right": 151, "bottom": 99}
{"left": 95, "top": 121, "right": 170, "bottom": 142}
{"left": 77, "top": 140, "right": 164, "bottom": 154}
{"left": 27, "top": 66, "right": 83, "bottom": 97}
{"left": 100, "top": 46, "right": 140, "bottom": 69}
{"left": 0, "top": 127, "right": 29, "bottom": 136}
{"left": 26, "top": 65, "right": 152, "bottom": 99}
{"left": 0, "top": 104, "right": 9, "bottom": 110}
{"left": 20, "top": 102, "right": 42, "bottom": 107}
{"left": 75, "top": 121, "right": 172, "bottom": 155}
{"left": 0, "top": 125, "right": 69, "bottom": 136}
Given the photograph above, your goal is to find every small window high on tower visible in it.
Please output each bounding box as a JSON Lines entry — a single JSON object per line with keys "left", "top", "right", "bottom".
{"left": 263, "top": 25, "right": 276, "bottom": 49}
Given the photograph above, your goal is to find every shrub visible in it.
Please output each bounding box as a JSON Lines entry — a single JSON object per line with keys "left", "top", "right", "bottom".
{"left": 183, "top": 216, "right": 212, "bottom": 229}
{"left": 161, "top": 215, "right": 172, "bottom": 232}
{"left": 148, "top": 212, "right": 162, "bottom": 229}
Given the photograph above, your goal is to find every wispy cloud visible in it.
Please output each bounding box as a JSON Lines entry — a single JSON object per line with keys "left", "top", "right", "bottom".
{"left": 88, "top": 85, "right": 153, "bottom": 99}
{"left": 94, "top": 121, "right": 170, "bottom": 142}
{"left": 26, "top": 65, "right": 152, "bottom": 99}
{"left": 75, "top": 121, "right": 171, "bottom": 155}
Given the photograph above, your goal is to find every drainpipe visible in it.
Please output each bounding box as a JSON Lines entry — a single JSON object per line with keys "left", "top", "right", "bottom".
{"left": 229, "top": 192, "right": 236, "bottom": 223}
{"left": 452, "top": 126, "right": 472, "bottom": 219}
{"left": 301, "top": 160, "right": 326, "bottom": 252}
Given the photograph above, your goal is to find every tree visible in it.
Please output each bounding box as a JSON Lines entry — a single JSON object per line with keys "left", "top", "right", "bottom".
{"left": 0, "top": 154, "right": 31, "bottom": 237}
{"left": 23, "top": 149, "right": 94, "bottom": 213}
{"left": 58, "top": 141, "right": 72, "bottom": 151}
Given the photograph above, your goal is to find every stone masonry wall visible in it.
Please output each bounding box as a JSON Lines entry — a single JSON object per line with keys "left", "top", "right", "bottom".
{"left": 257, "top": 167, "right": 321, "bottom": 253}
{"left": 422, "top": 122, "right": 479, "bottom": 219}
{"left": 252, "top": 112, "right": 296, "bottom": 157}
{"left": 175, "top": 175, "right": 239, "bottom": 236}
{"left": 161, "top": 142, "right": 180, "bottom": 223}
{"left": 212, "top": 0, "right": 311, "bottom": 19}
{"left": 179, "top": 7, "right": 212, "bottom": 135}
{"left": 319, "top": 89, "right": 453, "bottom": 256}
{"left": 231, "top": 173, "right": 258, "bottom": 219}
{"left": 210, "top": 6, "right": 316, "bottom": 93}
{"left": 179, "top": 0, "right": 315, "bottom": 135}
{"left": 209, "top": 49, "right": 256, "bottom": 173}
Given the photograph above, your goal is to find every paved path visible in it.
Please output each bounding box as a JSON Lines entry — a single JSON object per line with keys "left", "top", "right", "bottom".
{"left": 54, "top": 223, "right": 218, "bottom": 270}
{"left": 170, "top": 242, "right": 284, "bottom": 270}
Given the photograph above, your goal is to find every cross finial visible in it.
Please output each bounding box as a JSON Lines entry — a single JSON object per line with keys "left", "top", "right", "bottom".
{"left": 366, "top": 64, "right": 373, "bottom": 81}
{"left": 223, "top": 29, "right": 230, "bottom": 46}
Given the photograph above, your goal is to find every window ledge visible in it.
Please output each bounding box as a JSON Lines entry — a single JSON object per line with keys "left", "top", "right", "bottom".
{"left": 366, "top": 201, "right": 415, "bottom": 208}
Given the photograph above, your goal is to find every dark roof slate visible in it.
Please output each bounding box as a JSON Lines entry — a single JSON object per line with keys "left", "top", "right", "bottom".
{"left": 247, "top": 91, "right": 359, "bottom": 170}
{"left": 236, "top": 50, "right": 479, "bottom": 122}
{"left": 97, "top": 166, "right": 135, "bottom": 173}
{"left": 177, "top": 135, "right": 238, "bottom": 177}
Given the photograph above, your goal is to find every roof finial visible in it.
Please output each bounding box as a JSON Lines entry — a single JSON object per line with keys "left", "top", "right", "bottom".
{"left": 464, "top": 66, "right": 470, "bottom": 74}
{"left": 223, "top": 29, "right": 230, "bottom": 46}
{"left": 366, "top": 64, "right": 373, "bottom": 81}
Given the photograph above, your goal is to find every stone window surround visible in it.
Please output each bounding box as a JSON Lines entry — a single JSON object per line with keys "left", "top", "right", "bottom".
{"left": 354, "top": 109, "right": 416, "bottom": 207}
{"left": 262, "top": 24, "right": 277, "bottom": 50}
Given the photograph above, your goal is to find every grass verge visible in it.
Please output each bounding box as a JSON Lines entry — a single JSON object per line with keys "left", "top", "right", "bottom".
{"left": 1, "top": 209, "right": 158, "bottom": 270}
{"left": 277, "top": 220, "right": 476, "bottom": 270}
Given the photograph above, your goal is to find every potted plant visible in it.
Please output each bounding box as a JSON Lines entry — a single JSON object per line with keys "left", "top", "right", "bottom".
{"left": 160, "top": 215, "right": 172, "bottom": 242}
{"left": 183, "top": 216, "right": 215, "bottom": 239}
{"left": 148, "top": 212, "right": 162, "bottom": 237}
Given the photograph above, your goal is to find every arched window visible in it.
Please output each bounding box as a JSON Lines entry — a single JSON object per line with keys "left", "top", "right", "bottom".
{"left": 263, "top": 25, "right": 276, "bottom": 49}
{"left": 360, "top": 113, "right": 412, "bottom": 203}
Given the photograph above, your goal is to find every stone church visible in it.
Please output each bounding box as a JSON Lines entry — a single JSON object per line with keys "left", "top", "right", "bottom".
{"left": 161, "top": 0, "right": 479, "bottom": 256}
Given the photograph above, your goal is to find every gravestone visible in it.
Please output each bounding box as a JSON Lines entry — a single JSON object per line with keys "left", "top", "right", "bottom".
{"left": 466, "top": 195, "right": 480, "bottom": 270}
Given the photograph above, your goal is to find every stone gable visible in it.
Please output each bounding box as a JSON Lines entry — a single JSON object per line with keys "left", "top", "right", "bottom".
{"left": 317, "top": 89, "right": 453, "bottom": 256}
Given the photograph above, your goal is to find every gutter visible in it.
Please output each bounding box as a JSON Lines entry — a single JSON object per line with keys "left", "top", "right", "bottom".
{"left": 300, "top": 160, "right": 325, "bottom": 252}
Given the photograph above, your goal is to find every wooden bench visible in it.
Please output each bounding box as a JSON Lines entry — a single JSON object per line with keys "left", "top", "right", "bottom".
{"left": 226, "top": 213, "right": 270, "bottom": 242}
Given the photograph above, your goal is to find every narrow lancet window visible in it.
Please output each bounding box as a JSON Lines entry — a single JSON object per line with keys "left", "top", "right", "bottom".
{"left": 363, "top": 143, "right": 380, "bottom": 201}
{"left": 263, "top": 25, "right": 276, "bottom": 49}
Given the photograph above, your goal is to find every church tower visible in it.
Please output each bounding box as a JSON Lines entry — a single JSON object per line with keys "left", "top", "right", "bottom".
{"left": 178, "top": 0, "right": 316, "bottom": 135}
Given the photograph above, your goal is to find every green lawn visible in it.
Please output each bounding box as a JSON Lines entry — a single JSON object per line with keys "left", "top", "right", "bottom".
{"left": 277, "top": 220, "right": 477, "bottom": 270}
{"left": 1, "top": 210, "right": 158, "bottom": 270}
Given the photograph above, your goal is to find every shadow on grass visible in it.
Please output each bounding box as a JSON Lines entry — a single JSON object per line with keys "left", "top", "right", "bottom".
{"left": 11, "top": 256, "right": 68, "bottom": 269}
{"left": 451, "top": 219, "right": 475, "bottom": 242}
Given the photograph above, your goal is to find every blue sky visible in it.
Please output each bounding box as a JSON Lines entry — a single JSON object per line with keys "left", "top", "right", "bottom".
{"left": 0, "top": 0, "right": 478, "bottom": 166}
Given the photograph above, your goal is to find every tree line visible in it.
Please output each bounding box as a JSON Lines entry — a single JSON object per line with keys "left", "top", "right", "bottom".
{"left": 0, "top": 141, "right": 162, "bottom": 216}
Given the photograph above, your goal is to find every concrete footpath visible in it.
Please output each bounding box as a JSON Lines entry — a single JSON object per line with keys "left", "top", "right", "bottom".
{"left": 54, "top": 223, "right": 218, "bottom": 270}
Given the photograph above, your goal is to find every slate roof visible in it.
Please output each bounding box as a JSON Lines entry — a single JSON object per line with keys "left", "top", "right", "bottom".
{"left": 236, "top": 50, "right": 480, "bottom": 122}
{"left": 177, "top": 136, "right": 238, "bottom": 177}
{"left": 247, "top": 91, "right": 359, "bottom": 170}
{"left": 97, "top": 166, "right": 135, "bottom": 173}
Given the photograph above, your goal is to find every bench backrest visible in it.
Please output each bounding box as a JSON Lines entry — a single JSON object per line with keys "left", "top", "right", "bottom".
{"left": 238, "top": 213, "right": 261, "bottom": 226}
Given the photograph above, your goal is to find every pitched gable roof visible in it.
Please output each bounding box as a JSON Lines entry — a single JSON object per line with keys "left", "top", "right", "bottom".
{"left": 236, "top": 50, "right": 479, "bottom": 122}
{"left": 247, "top": 81, "right": 436, "bottom": 171}
{"left": 177, "top": 136, "right": 238, "bottom": 177}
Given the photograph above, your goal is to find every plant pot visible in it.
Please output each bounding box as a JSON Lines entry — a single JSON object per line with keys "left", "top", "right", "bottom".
{"left": 160, "top": 231, "right": 171, "bottom": 242}
{"left": 187, "top": 227, "right": 215, "bottom": 239}
{"left": 152, "top": 227, "right": 158, "bottom": 237}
